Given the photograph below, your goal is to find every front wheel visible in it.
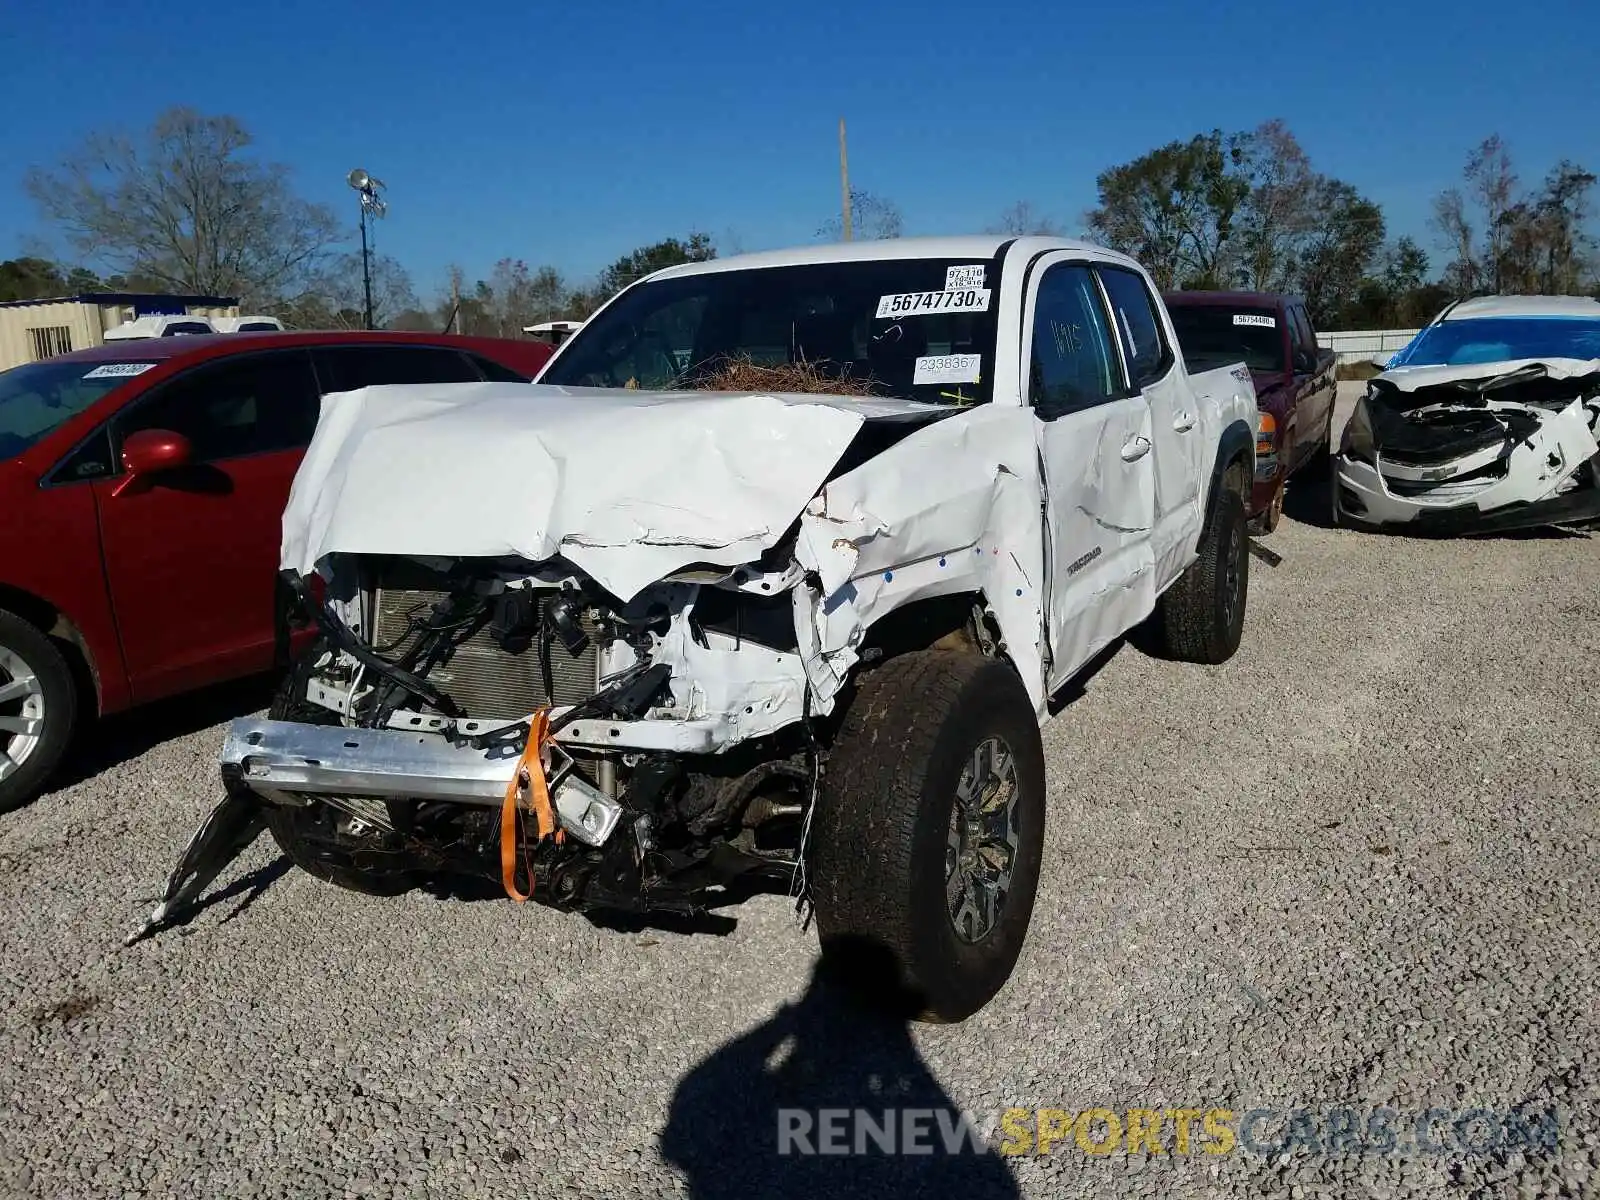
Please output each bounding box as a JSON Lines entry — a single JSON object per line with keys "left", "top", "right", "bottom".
{"left": 261, "top": 647, "right": 415, "bottom": 896}
{"left": 1156, "top": 482, "right": 1249, "bottom": 664}
{"left": 810, "top": 649, "right": 1046, "bottom": 1023}
{"left": 0, "top": 610, "right": 79, "bottom": 815}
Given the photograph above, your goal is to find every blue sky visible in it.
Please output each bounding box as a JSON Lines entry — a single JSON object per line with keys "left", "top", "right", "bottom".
{"left": 2, "top": 0, "right": 1595, "bottom": 301}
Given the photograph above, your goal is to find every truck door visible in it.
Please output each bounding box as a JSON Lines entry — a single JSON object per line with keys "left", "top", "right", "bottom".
{"left": 1026, "top": 258, "right": 1156, "bottom": 695}
{"left": 1096, "top": 265, "right": 1203, "bottom": 589}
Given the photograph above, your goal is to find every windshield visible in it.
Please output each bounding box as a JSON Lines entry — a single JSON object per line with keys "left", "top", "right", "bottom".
{"left": 1389, "top": 317, "right": 1600, "bottom": 368}
{"left": 0, "top": 359, "right": 156, "bottom": 459}
{"left": 541, "top": 257, "right": 1002, "bottom": 406}
{"left": 1166, "top": 305, "right": 1285, "bottom": 374}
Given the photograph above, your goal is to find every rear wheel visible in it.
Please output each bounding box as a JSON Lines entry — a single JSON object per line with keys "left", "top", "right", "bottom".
{"left": 1157, "top": 479, "right": 1249, "bottom": 664}
{"left": 261, "top": 649, "right": 415, "bottom": 895}
{"left": 810, "top": 649, "right": 1046, "bottom": 1023}
{"left": 0, "top": 610, "right": 79, "bottom": 815}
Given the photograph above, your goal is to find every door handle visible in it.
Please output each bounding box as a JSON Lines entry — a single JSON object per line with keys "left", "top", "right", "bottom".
{"left": 1120, "top": 435, "right": 1153, "bottom": 462}
{"left": 1173, "top": 411, "right": 1196, "bottom": 433}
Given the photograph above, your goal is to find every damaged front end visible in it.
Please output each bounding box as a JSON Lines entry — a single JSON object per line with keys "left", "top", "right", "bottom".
{"left": 133, "top": 381, "right": 1046, "bottom": 939}
{"left": 231, "top": 549, "right": 833, "bottom": 916}
{"left": 1335, "top": 360, "right": 1600, "bottom": 534}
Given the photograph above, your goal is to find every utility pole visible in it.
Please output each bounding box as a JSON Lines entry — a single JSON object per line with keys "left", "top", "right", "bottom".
{"left": 839, "top": 118, "right": 853, "bottom": 242}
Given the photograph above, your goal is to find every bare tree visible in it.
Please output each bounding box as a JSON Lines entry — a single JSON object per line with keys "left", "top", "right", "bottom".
{"left": 1431, "top": 138, "right": 1596, "bottom": 297}
{"left": 276, "top": 253, "right": 417, "bottom": 330}
{"left": 1234, "top": 120, "right": 1319, "bottom": 292}
{"left": 26, "top": 107, "right": 342, "bottom": 306}
{"left": 486, "top": 259, "right": 570, "bottom": 336}
{"left": 1430, "top": 186, "right": 1480, "bottom": 295}
{"left": 817, "top": 190, "right": 903, "bottom": 242}
{"left": 987, "top": 201, "right": 1062, "bottom": 237}
{"left": 1466, "top": 136, "right": 1517, "bottom": 292}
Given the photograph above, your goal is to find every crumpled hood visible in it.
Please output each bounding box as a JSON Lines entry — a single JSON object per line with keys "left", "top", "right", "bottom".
{"left": 1377, "top": 356, "right": 1600, "bottom": 393}
{"left": 280, "top": 381, "right": 949, "bottom": 601}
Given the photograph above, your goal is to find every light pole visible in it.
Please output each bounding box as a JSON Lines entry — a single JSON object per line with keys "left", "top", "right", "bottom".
{"left": 346, "top": 168, "right": 387, "bottom": 329}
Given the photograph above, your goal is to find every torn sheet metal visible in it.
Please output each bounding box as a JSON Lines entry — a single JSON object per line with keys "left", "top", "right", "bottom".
{"left": 793, "top": 405, "right": 1047, "bottom": 713}
{"left": 125, "top": 785, "right": 267, "bottom": 945}
{"left": 1336, "top": 358, "right": 1600, "bottom": 532}
{"left": 282, "top": 383, "right": 949, "bottom": 603}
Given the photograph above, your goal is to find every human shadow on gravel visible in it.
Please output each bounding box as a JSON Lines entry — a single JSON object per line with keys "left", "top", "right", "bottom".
{"left": 661, "top": 937, "right": 1020, "bottom": 1199}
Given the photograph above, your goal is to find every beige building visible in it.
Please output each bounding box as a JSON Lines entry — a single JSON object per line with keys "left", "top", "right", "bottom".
{"left": 0, "top": 292, "right": 240, "bottom": 371}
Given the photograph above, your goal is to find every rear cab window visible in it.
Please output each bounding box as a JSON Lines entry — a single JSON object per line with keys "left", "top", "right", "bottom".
{"left": 1167, "top": 303, "right": 1286, "bottom": 375}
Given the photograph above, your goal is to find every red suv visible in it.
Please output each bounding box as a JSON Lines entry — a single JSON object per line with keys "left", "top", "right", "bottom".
{"left": 0, "top": 331, "right": 553, "bottom": 811}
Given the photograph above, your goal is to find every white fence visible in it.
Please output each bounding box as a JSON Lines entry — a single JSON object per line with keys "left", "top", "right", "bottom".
{"left": 1317, "top": 328, "right": 1421, "bottom": 366}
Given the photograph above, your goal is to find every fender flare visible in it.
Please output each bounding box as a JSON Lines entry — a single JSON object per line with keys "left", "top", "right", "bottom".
{"left": 1202, "top": 418, "right": 1256, "bottom": 538}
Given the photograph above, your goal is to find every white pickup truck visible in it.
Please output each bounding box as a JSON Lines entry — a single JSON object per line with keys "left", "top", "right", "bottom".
{"left": 143, "top": 236, "right": 1257, "bottom": 1022}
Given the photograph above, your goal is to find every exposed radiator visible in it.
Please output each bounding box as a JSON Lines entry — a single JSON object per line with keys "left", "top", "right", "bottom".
{"left": 372, "top": 586, "right": 601, "bottom": 719}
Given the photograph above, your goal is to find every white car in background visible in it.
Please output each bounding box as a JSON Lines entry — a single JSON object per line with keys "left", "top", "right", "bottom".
{"left": 1334, "top": 295, "right": 1600, "bottom": 534}
{"left": 102, "top": 314, "right": 217, "bottom": 340}
{"left": 212, "top": 315, "right": 286, "bottom": 333}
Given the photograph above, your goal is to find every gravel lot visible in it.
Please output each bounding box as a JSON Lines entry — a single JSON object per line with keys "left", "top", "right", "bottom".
{"left": 3, "top": 394, "right": 1597, "bottom": 1199}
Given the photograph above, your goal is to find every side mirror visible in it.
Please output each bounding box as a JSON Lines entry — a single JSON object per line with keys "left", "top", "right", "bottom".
{"left": 1293, "top": 349, "right": 1316, "bottom": 373}
{"left": 112, "top": 428, "right": 194, "bottom": 497}
{"left": 1369, "top": 352, "right": 1395, "bottom": 370}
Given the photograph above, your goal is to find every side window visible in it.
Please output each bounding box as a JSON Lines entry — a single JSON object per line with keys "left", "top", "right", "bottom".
{"left": 51, "top": 430, "right": 116, "bottom": 484}
{"left": 1097, "top": 267, "right": 1173, "bottom": 388}
{"left": 566, "top": 295, "right": 710, "bottom": 386}
{"left": 469, "top": 353, "right": 532, "bottom": 383}
{"left": 1028, "top": 264, "right": 1123, "bottom": 416}
{"left": 1286, "top": 305, "right": 1312, "bottom": 361}
{"left": 115, "top": 351, "right": 321, "bottom": 464}
{"left": 313, "top": 346, "right": 481, "bottom": 394}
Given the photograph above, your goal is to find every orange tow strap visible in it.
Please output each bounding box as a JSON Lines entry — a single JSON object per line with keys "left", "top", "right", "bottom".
{"left": 500, "top": 709, "right": 562, "bottom": 902}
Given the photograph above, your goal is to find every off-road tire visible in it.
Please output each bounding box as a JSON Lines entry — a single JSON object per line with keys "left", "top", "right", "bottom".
{"left": 0, "top": 609, "right": 79, "bottom": 815}
{"left": 261, "top": 648, "right": 414, "bottom": 896}
{"left": 810, "top": 649, "right": 1046, "bottom": 1023}
{"left": 1157, "top": 482, "right": 1249, "bottom": 664}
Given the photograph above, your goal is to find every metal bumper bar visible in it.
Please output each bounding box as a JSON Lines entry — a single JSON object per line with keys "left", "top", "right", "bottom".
{"left": 221, "top": 719, "right": 523, "bottom": 805}
{"left": 220, "top": 718, "right": 625, "bottom": 846}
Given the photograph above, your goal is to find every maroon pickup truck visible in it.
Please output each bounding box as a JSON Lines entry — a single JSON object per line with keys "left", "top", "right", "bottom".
{"left": 1164, "top": 291, "right": 1338, "bottom": 532}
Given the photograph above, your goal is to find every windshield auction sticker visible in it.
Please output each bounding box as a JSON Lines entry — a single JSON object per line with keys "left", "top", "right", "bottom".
{"left": 876, "top": 289, "right": 991, "bottom": 318}
{"left": 945, "top": 265, "right": 986, "bottom": 291}
{"left": 1232, "top": 314, "right": 1276, "bottom": 327}
{"left": 913, "top": 353, "right": 982, "bottom": 385}
{"left": 83, "top": 363, "right": 158, "bottom": 379}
